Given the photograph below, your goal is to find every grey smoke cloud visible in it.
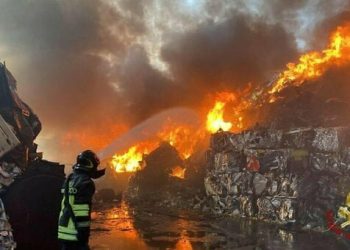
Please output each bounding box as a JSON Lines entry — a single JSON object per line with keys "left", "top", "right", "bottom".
{"left": 0, "top": 0, "right": 348, "bottom": 162}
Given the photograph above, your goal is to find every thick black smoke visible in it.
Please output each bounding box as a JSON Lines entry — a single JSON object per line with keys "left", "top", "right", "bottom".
{"left": 0, "top": 0, "right": 348, "bottom": 162}
{"left": 161, "top": 14, "right": 297, "bottom": 104}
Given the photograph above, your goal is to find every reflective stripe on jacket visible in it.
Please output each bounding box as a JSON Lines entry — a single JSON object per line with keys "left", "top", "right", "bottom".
{"left": 58, "top": 170, "right": 95, "bottom": 242}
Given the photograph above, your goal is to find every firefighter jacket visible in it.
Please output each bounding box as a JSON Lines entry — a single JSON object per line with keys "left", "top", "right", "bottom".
{"left": 58, "top": 169, "right": 95, "bottom": 242}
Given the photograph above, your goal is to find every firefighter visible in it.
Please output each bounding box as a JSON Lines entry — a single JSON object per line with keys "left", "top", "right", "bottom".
{"left": 58, "top": 150, "right": 105, "bottom": 250}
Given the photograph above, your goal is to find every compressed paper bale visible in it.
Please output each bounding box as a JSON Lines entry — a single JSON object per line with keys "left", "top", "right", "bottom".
{"left": 229, "top": 128, "right": 283, "bottom": 150}
{"left": 278, "top": 176, "right": 292, "bottom": 196}
{"left": 238, "top": 195, "right": 254, "bottom": 217}
{"left": 228, "top": 133, "right": 246, "bottom": 151}
{"left": 204, "top": 176, "right": 220, "bottom": 197}
{"left": 277, "top": 199, "right": 295, "bottom": 222}
{"left": 246, "top": 155, "right": 260, "bottom": 172}
{"left": 227, "top": 151, "right": 246, "bottom": 171}
{"left": 213, "top": 153, "right": 233, "bottom": 173}
{"left": 213, "top": 151, "right": 245, "bottom": 173}
{"left": 281, "top": 128, "right": 315, "bottom": 148}
{"left": 340, "top": 147, "right": 350, "bottom": 171}
{"left": 311, "top": 127, "right": 350, "bottom": 152}
{"left": 309, "top": 152, "right": 341, "bottom": 173}
{"left": 223, "top": 195, "right": 239, "bottom": 210}
{"left": 210, "top": 131, "right": 235, "bottom": 152}
{"left": 206, "top": 127, "right": 350, "bottom": 226}
{"left": 290, "top": 176, "right": 298, "bottom": 197}
{"left": 257, "top": 197, "right": 278, "bottom": 220}
{"left": 258, "top": 150, "right": 290, "bottom": 173}
{"left": 231, "top": 172, "right": 243, "bottom": 195}
{"left": 312, "top": 128, "right": 339, "bottom": 152}
{"left": 232, "top": 172, "right": 242, "bottom": 183}
{"left": 253, "top": 173, "right": 268, "bottom": 195}
{"left": 257, "top": 196, "right": 296, "bottom": 222}
{"left": 267, "top": 179, "right": 278, "bottom": 196}
{"left": 242, "top": 129, "right": 283, "bottom": 149}
{"left": 236, "top": 171, "right": 253, "bottom": 195}
{"left": 223, "top": 174, "right": 235, "bottom": 195}
{"left": 245, "top": 149, "right": 290, "bottom": 173}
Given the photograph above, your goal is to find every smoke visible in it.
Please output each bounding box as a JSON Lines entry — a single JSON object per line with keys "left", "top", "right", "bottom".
{"left": 0, "top": 0, "right": 143, "bottom": 161}
{"left": 0, "top": 0, "right": 348, "bottom": 162}
{"left": 161, "top": 14, "right": 297, "bottom": 103}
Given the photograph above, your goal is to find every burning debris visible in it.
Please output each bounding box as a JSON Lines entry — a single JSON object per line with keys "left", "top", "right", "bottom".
{"left": 127, "top": 142, "right": 184, "bottom": 197}
{"left": 125, "top": 142, "right": 207, "bottom": 212}
{"left": 100, "top": 23, "right": 350, "bottom": 244}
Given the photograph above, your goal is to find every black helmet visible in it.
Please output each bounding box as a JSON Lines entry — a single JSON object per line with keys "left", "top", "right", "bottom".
{"left": 73, "top": 150, "right": 105, "bottom": 179}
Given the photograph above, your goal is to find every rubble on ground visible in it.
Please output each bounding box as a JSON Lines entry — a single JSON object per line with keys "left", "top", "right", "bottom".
{"left": 204, "top": 127, "right": 350, "bottom": 230}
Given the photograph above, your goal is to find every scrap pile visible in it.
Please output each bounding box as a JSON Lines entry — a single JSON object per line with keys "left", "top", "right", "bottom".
{"left": 0, "top": 62, "right": 64, "bottom": 249}
{"left": 0, "top": 63, "right": 39, "bottom": 249}
{"left": 205, "top": 127, "right": 350, "bottom": 230}
{"left": 126, "top": 142, "right": 203, "bottom": 210}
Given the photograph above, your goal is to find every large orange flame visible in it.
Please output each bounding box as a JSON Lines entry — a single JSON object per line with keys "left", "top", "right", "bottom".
{"left": 110, "top": 124, "right": 205, "bottom": 173}
{"left": 111, "top": 144, "right": 152, "bottom": 173}
{"left": 270, "top": 23, "right": 350, "bottom": 95}
{"left": 206, "top": 101, "right": 232, "bottom": 133}
{"left": 109, "top": 23, "right": 350, "bottom": 174}
{"left": 206, "top": 92, "right": 236, "bottom": 133}
{"left": 170, "top": 166, "right": 186, "bottom": 179}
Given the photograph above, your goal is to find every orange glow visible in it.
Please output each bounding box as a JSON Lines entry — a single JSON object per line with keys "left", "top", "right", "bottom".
{"left": 157, "top": 124, "right": 203, "bottom": 159}
{"left": 109, "top": 24, "right": 350, "bottom": 174}
{"left": 111, "top": 146, "right": 145, "bottom": 173}
{"left": 206, "top": 101, "right": 232, "bottom": 133}
{"left": 270, "top": 24, "right": 350, "bottom": 94}
{"left": 110, "top": 124, "right": 205, "bottom": 173}
{"left": 174, "top": 233, "right": 193, "bottom": 250}
{"left": 63, "top": 123, "right": 127, "bottom": 151}
{"left": 206, "top": 92, "right": 236, "bottom": 133}
{"left": 170, "top": 166, "right": 186, "bottom": 179}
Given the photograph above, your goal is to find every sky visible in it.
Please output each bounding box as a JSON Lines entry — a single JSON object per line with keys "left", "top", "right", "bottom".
{"left": 0, "top": 0, "right": 349, "bottom": 163}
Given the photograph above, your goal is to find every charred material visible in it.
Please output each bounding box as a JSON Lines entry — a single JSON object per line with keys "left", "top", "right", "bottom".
{"left": 128, "top": 142, "right": 183, "bottom": 194}
{"left": 126, "top": 143, "right": 205, "bottom": 210}
{"left": 205, "top": 127, "right": 350, "bottom": 229}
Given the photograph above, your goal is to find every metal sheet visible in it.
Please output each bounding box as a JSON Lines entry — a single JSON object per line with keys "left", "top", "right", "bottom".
{"left": 0, "top": 114, "right": 20, "bottom": 158}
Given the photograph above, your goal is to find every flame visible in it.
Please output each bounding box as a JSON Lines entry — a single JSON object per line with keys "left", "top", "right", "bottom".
{"left": 109, "top": 24, "right": 350, "bottom": 174}
{"left": 111, "top": 146, "right": 143, "bottom": 173}
{"left": 170, "top": 166, "right": 186, "bottom": 179}
{"left": 206, "top": 92, "right": 236, "bottom": 133}
{"left": 111, "top": 142, "right": 156, "bottom": 173}
{"left": 206, "top": 101, "right": 232, "bottom": 133}
{"left": 110, "top": 123, "right": 205, "bottom": 173}
{"left": 270, "top": 23, "right": 350, "bottom": 95}
{"left": 157, "top": 124, "right": 202, "bottom": 159}
{"left": 63, "top": 123, "right": 127, "bottom": 151}
{"left": 110, "top": 91, "right": 243, "bottom": 173}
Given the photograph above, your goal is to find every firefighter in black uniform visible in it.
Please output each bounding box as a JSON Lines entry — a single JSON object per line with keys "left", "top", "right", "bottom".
{"left": 58, "top": 150, "right": 105, "bottom": 250}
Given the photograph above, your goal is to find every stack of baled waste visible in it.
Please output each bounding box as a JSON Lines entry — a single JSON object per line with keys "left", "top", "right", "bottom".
{"left": 205, "top": 127, "right": 350, "bottom": 230}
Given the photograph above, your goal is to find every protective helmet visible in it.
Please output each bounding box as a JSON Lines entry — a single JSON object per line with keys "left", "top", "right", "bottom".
{"left": 73, "top": 150, "right": 105, "bottom": 179}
